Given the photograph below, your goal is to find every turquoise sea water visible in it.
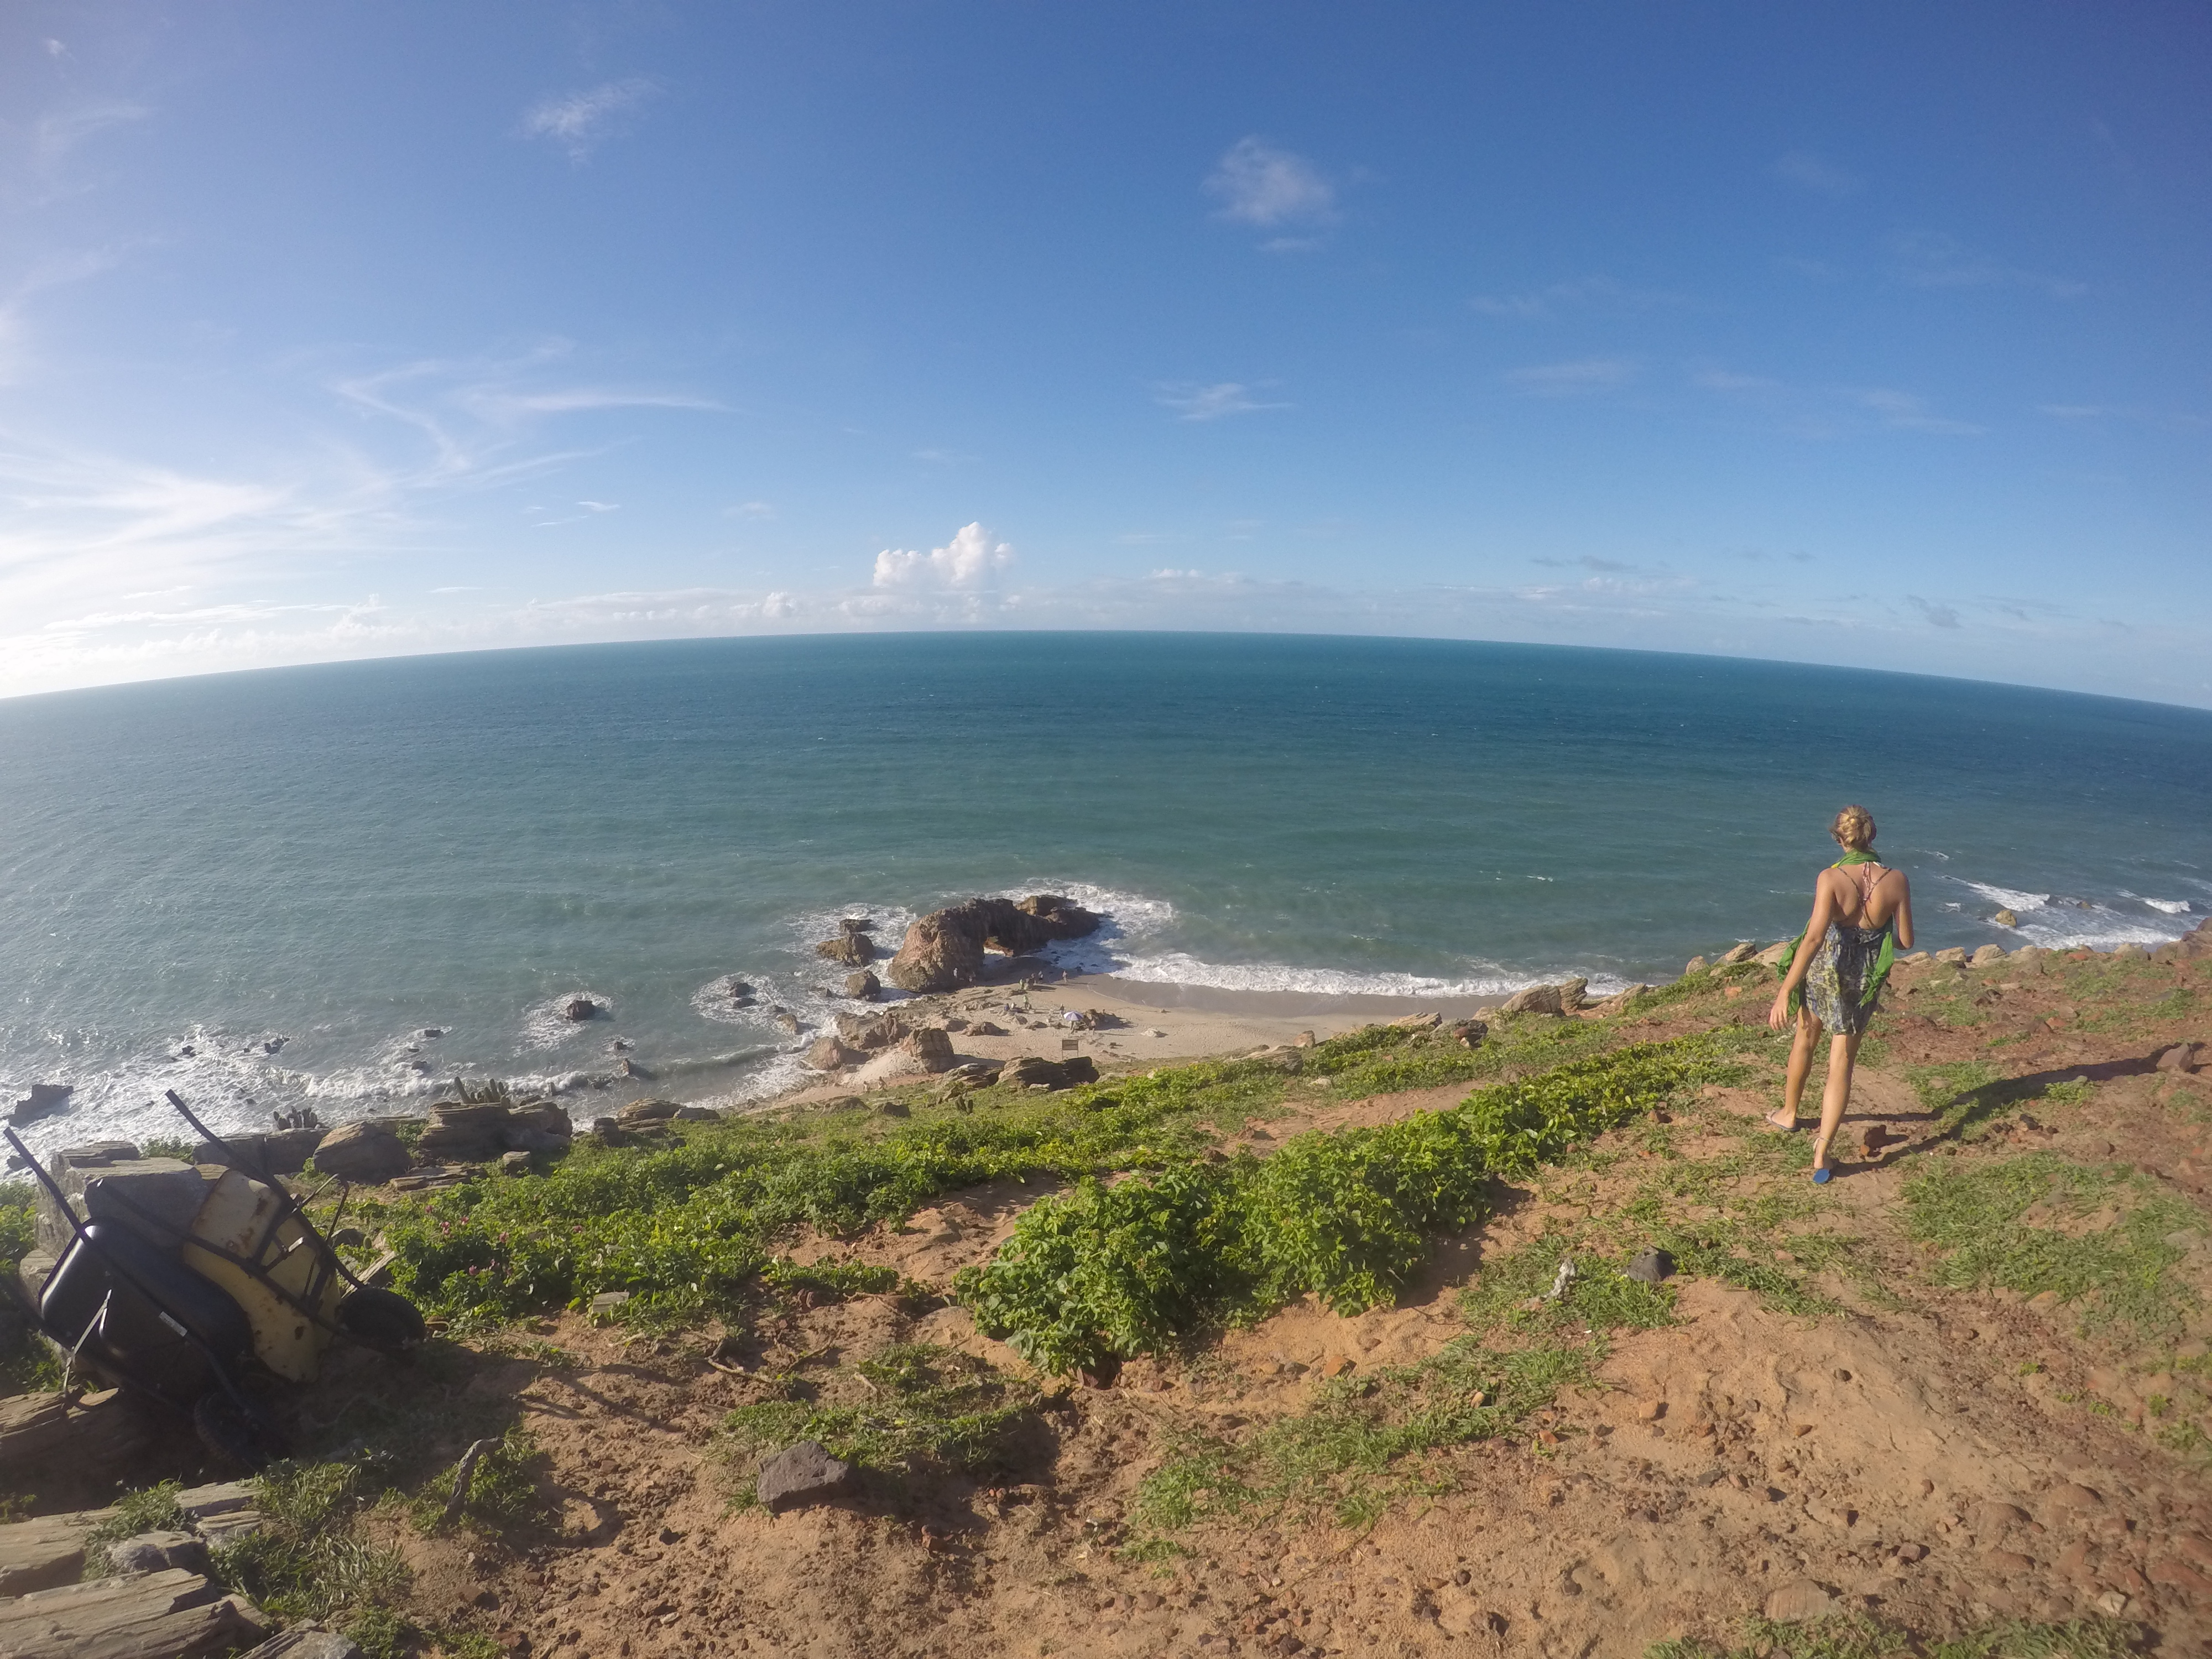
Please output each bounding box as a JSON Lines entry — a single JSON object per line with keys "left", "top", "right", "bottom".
{"left": 2, "top": 633, "right": 2207, "bottom": 1154}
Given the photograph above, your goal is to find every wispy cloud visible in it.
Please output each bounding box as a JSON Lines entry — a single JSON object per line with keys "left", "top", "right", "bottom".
{"left": 1892, "top": 232, "right": 2085, "bottom": 299}
{"left": 519, "top": 77, "right": 660, "bottom": 161}
{"left": 872, "top": 522, "right": 1014, "bottom": 589}
{"left": 1908, "top": 595, "right": 1963, "bottom": 629}
{"left": 1155, "top": 381, "right": 1290, "bottom": 421}
{"left": 1854, "top": 388, "right": 1983, "bottom": 435}
{"left": 1469, "top": 276, "right": 1686, "bottom": 320}
{"left": 1504, "top": 358, "right": 1636, "bottom": 397}
{"left": 1768, "top": 150, "right": 1861, "bottom": 196}
{"left": 1205, "top": 138, "right": 1337, "bottom": 247}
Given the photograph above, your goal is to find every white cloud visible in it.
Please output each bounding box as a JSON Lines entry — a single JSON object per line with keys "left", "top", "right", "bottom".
{"left": 728, "top": 500, "right": 774, "bottom": 518}
{"left": 1204, "top": 138, "right": 1336, "bottom": 230}
{"left": 1854, "top": 388, "right": 1983, "bottom": 435}
{"left": 1468, "top": 276, "right": 1685, "bottom": 320}
{"left": 872, "top": 522, "right": 1014, "bottom": 588}
{"left": 1891, "top": 232, "right": 2085, "bottom": 299}
{"left": 1769, "top": 150, "right": 1861, "bottom": 196}
{"left": 1155, "top": 381, "right": 1289, "bottom": 421}
{"left": 519, "top": 77, "right": 660, "bottom": 161}
{"left": 1504, "top": 358, "right": 1636, "bottom": 396}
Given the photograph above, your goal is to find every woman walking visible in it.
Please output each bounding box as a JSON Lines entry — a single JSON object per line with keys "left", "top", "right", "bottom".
{"left": 1767, "top": 805, "right": 1914, "bottom": 1182}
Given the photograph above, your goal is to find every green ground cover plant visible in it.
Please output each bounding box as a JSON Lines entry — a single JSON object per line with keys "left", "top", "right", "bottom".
{"left": 719, "top": 1342, "right": 1039, "bottom": 1498}
{"left": 361, "top": 1017, "right": 1698, "bottom": 1334}
{"left": 1904, "top": 1151, "right": 2204, "bottom": 1339}
{"left": 959, "top": 1033, "right": 1743, "bottom": 1374}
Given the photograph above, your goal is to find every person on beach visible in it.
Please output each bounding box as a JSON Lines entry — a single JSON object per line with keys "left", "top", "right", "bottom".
{"left": 1766, "top": 805, "right": 1914, "bottom": 1182}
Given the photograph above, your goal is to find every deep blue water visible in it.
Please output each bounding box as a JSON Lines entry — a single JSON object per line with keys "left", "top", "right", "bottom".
{"left": 2, "top": 633, "right": 2206, "bottom": 1151}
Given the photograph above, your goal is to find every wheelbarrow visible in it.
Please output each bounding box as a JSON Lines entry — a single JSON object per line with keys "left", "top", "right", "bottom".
{"left": 4, "top": 1124, "right": 285, "bottom": 1467}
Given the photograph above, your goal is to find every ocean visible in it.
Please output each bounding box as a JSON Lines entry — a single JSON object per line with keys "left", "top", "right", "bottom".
{"left": 2, "top": 633, "right": 2206, "bottom": 1155}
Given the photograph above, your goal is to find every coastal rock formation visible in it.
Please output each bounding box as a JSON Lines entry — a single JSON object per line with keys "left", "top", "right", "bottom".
{"left": 1993, "top": 908, "right": 2019, "bottom": 927}
{"left": 1500, "top": 977, "right": 1585, "bottom": 1016}
{"left": 886, "top": 894, "right": 1100, "bottom": 993}
{"left": 310, "top": 1123, "right": 410, "bottom": 1185}
{"left": 9, "top": 1082, "right": 72, "bottom": 1125}
{"left": 843, "top": 970, "right": 881, "bottom": 1001}
{"left": 562, "top": 998, "right": 599, "bottom": 1022}
{"left": 1717, "top": 942, "right": 1757, "bottom": 965}
{"left": 904, "top": 1029, "right": 956, "bottom": 1072}
{"left": 806, "top": 1035, "right": 864, "bottom": 1072}
{"left": 833, "top": 1011, "right": 911, "bottom": 1050}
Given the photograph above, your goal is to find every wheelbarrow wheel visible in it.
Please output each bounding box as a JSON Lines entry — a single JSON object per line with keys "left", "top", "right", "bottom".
{"left": 194, "top": 1391, "right": 287, "bottom": 1471}
{"left": 337, "top": 1286, "right": 427, "bottom": 1354}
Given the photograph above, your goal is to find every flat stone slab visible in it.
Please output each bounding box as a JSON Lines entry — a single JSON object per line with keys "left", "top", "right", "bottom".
{"left": 0, "top": 1566, "right": 270, "bottom": 1659}
{"left": 237, "top": 1628, "right": 368, "bottom": 1658}
{"left": 0, "top": 1508, "right": 112, "bottom": 1596}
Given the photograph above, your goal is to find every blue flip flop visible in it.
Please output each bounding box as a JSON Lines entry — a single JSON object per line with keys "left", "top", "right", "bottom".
{"left": 1812, "top": 1167, "right": 1833, "bottom": 1185}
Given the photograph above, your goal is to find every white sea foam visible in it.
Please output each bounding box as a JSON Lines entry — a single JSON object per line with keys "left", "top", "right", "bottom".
{"left": 2122, "top": 892, "right": 2193, "bottom": 915}
{"left": 1959, "top": 881, "right": 2051, "bottom": 911}
{"left": 1086, "top": 949, "right": 1619, "bottom": 1000}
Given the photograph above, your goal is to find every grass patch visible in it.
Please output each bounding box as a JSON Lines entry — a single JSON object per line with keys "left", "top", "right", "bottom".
{"left": 1458, "top": 1234, "right": 1677, "bottom": 1337}
{"left": 1904, "top": 1152, "right": 2204, "bottom": 1339}
{"left": 213, "top": 1460, "right": 411, "bottom": 1626}
{"left": 958, "top": 1033, "right": 1744, "bottom": 1374}
{"left": 413, "top": 1425, "right": 547, "bottom": 1536}
{"left": 719, "top": 1343, "right": 1039, "bottom": 1497}
{"left": 1648, "top": 1612, "right": 2141, "bottom": 1658}
{"left": 1136, "top": 1335, "right": 1594, "bottom": 1533}
{"left": 82, "top": 1481, "right": 191, "bottom": 1577}
{"left": 0, "top": 1183, "right": 61, "bottom": 1392}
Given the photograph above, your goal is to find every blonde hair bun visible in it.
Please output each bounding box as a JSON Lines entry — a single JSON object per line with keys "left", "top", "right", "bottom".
{"left": 1830, "top": 805, "right": 1877, "bottom": 851}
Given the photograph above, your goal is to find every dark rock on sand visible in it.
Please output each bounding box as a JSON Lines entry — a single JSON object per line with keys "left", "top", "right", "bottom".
{"left": 1625, "top": 1248, "right": 1676, "bottom": 1284}
{"left": 886, "top": 894, "right": 1100, "bottom": 993}
{"left": 755, "top": 1441, "right": 854, "bottom": 1512}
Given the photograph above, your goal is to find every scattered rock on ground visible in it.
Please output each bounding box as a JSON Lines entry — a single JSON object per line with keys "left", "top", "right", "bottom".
{"left": 310, "top": 1123, "right": 411, "bottom": 1184}
{"left": 1763, "top": 1578, "right": 1835, "bottom": 1621}
{"left": 755, "top": 1440, "right": 854, "bottom": 1512}
{"left": 1935, "top": 947, "right": 1967, "bottom": 965}
{"left": 1718, "top": 942, "right": 1757, "bottom": 965}
{"left": 239, "top": 1628, "right": 369, "bottom": 1659}
{"left": 998, "top": 1055, "right": 1099, "bottom": 1091}
{"left": 1625, "top": 1248, "right": 1676, "bottom": 1284}
{"left": 1683, "top": 956, "right": 1709, "bottom": 974}
{"left": 105, "top": 1531, "right": 211, "bottom": 1577}
{"left": 2157, "top": 1043, "right": 2199, "bottom": 1073}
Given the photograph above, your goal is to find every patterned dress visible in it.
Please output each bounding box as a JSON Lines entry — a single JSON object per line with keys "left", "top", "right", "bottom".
{"left": 1802, "top": 864, "right": 1892, "bottom": 1036}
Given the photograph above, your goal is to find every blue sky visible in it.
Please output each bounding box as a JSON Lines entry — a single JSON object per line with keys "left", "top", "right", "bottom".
{"left": 3, "top": 2, "right": 2208, "bottom": 703}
